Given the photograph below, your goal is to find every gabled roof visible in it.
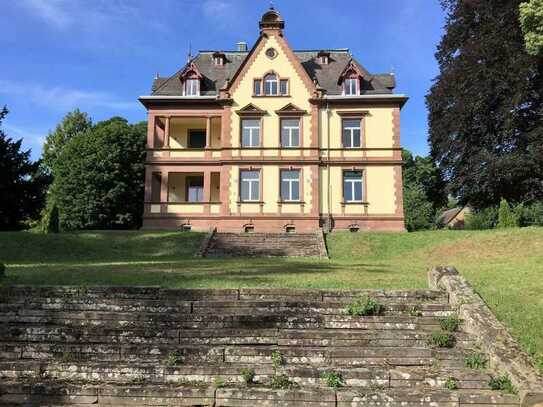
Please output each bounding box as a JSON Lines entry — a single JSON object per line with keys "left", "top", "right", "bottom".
{"left": 235, "top": 103, "right": 267, "bottom": 116}
{"left": 150, "top": 49, "right": 396, "bottom": 97}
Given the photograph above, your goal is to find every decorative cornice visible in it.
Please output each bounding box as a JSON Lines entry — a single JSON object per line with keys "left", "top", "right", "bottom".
{"left": 275, "top": 103, "right": 307, "bottom": 116}
{"left": 235, "top": 103, "right": 267, "bottom": 116}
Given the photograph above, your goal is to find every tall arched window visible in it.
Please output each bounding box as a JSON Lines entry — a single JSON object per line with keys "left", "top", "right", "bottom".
{"left": 264, "top": 73, "right": 278, "bottom": 95}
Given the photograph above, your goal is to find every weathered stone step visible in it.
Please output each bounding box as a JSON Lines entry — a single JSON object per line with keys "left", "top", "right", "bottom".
{"left": 0, "top": 361, "right": 499, "bottom": 391}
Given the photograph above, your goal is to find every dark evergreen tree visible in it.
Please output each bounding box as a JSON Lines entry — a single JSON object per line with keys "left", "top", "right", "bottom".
{"left": 427, "top": 0, "right": 543, "bottom": 208}
{"left": 0, "top": 106, "right": 50, "bottom": 230}
{"left": 47, "top": 117, "right": 146, "bottom": 230}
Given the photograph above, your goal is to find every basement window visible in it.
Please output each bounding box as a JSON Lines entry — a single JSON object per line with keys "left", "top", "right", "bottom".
{"left": 244, "top": 225, "right": 255, "bottom": 233}
{"left": 181, "top": 224, "right": 192, "bottom": 232}
{"left": 349, "top": 224, "right": 360, "bottom": 233}
{"left": 285, "top": 225, "right": 296, "bottom": 234}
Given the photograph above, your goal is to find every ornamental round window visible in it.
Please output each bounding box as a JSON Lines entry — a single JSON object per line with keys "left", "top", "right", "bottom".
{"left": 265, "top": 47, "right": 277, "bottom": 59}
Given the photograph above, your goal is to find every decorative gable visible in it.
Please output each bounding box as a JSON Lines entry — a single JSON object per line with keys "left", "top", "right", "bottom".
{"left": 338, "top": 59, "right": 364, "bottom": 84}
{"left": 180, "top": 61, "right": 203, "bottom": 81}
{"left": 275, "top": 103, "right": 307, "bottom": 116}
{"left": 235, "top": 103, "right": 267, "bottom": 116}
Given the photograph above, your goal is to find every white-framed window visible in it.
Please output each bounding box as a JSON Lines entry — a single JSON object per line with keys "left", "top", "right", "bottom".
{"left": 343, "top": 78, "right": 358, "bottom": 96}
{"left": 342, "top": 118, "right": 361, "bottom": 148}
{"left": 280, "top": 118, "right": 300, "bottom": 147}
{"left": 185, "top": 78, "right": 199, "bottom": 96}
{"left": 264, "top": 73, "right": 278, "bottom": 95}
{"left": 240, "top": 170, "right": 260, "bottom": 202}
{"left": 187, "top": 176, "right": 204, "bottom": 202}
{"left": 241, "top": 119, "right": 260, "bottom": 147}
{"left": 279, "top": 79, "right": 288, "bottom": 95}
{"left": 280, "top": 170, "right": 300, "bottom": 201}
{"left": 343, "top": 171, "right": 363, "bottom": 203}
{"left": 254, "top": 79, "right": 262, "bottom": 96}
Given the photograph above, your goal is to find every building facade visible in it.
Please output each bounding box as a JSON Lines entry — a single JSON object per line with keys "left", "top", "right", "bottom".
{"left": 139, "top": 8, "right": 408, "bottom": 233}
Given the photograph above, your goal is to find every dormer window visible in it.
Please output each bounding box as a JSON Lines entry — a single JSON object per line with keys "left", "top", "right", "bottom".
{"left": 212, "top": 52, "right": 225, "bottom": 66}
{"left": 185, "top": 78, "right": 200, "bottom": 96}
{"left": 318, "top": 51, "right": 330, "bottom": 65}
{"left": 344, "top": 78, "right": 358, "bottom": 96}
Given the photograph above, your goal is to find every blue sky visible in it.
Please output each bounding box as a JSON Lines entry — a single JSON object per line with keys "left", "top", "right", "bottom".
{"left": 1, "top": 0, "right": 445, "bottom": 161}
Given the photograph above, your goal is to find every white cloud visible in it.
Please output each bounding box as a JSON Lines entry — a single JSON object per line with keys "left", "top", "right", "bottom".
{"left": 0, "top": 80, "right": 137, "bottom": 112}
{"left": 3, "top": 124, "right": 46, "bottom": 147}
{"left": 19, "top": 0, "right": 72, "bottom": 28}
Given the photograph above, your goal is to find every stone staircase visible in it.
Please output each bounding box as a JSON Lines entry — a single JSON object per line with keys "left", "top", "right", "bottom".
{"left": 0, "top": 286, "right": 522, "bottom": 406}
{"left": 204, "top": 231, "right": 327, "bottom": 257}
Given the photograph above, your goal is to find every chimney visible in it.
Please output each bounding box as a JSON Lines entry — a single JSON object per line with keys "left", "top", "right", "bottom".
{"left": 236, "top": 41, "right": 248, "bottom": 52}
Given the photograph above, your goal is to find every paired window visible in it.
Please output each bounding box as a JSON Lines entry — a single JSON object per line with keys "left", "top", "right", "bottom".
{"left": 253, "top": 74, "right": 288, "bottom": 96}
{"left": 343, "top": 171, "right": 363, "bottom": 203}
{"left": 280, "top": 118, "right": 300, "bottom": 147}
{"left": 185, "top": 78, "right": 199, "bottom": 96}
{"left": 280, "top": 170, "right": 300, "bottom": 201}
{"left": 342, "top": 118, "right": 362, "bottom": 148}
{"left": 240, "top": 170, "right": 260, "bottom": 202}
{"left": 343, "top": 78, "right": 358, "bottom": 96}
{"left": 186, "top": 176, "right": 204, "bottom": 203}
{"left": 241, "top": 119, "right": 261, "bottom": 147}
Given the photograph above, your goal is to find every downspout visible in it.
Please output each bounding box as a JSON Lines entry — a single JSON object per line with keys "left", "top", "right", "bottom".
{"left": 326, "top": 101, "right": 332, "bottom": 225}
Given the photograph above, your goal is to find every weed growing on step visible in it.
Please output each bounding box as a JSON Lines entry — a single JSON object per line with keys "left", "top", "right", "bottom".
{"left": 439, "top": 314, "right": 460, "bottom": 332}
{"left": 426, "top": 332, "right": 456, "bottom": 348}
{"left": 322, "top": 371, "right": 344, "bottom": 389}
{"left": 488, "top": 374, "right": 517, "bottom": 394}
{"left": 240, "top": 368, "right": 255, "bottom": 385}
{"left": 444, "top": 376, "right": 458, "bottom": 390}
{"left": 271, "top": 350, "right": 284, "bottom": 369}
{"left": 465, "top": 353, "right": 488, "bottom": 370}
{"left": 408, "top": 306, "right": 423, "bottom": 317}
{"left": 129, "top": 375, "right": 146, "bottom": 385}
{"left": 346, "top": 295, "right": 382, "bottom": 316}
{"left": 61, "top": 351, "right": 74, "bottom": 362}
{"left": 213, "top": 376, "right": 225, "bottom": 389}
{"left": 78, "top": 285, "right": 88, "bottom": 297}
{"left": 164, "top": 351, "right": 180, "bottom": 367}
{"left": 270, "top": 374, "right": 298, "bottom": 390}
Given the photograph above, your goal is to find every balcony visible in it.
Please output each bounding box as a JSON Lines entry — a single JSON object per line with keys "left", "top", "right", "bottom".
{"left": 145, "top": 170, "right": 222, "bottom": 215}
{"left": 149, "top": 116, "right": 222, "bottom": 160}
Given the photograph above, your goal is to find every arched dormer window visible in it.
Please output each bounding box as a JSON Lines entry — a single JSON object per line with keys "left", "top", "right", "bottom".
{"left": 179, "top": 61, "right": 203, "bottom": 97}
{"left": 264, "top": 73, "right": 278, "bottom": 95}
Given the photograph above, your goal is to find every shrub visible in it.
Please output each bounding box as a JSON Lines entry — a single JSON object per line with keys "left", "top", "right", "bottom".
{"left": 213, "top": 377, "right": 225, "bottom": 389}
{"left": 465, "top": 207, "right": 498, "bottom": 230}
{"left": 439, "top": 314, "right": 460, "bottom": 332}
{"left": 346, "top": 295, "right": 382, "bottom": 316}
{"left": 322, "top": 371, "right": 344, "bottom": 389}
{"left": 240, "top": 368, "right": 255, "bottom": 385}
{"left": 404, "top": 185, "right": 435, "bottom": 232}
{"left": 488, "top": 374, "right": 517, "bottom": 394}
{"left": 444, "top": 376, "right": 458, "bottom": 390}
{"left": 518, "top": 202, "right": 543, "bottom": 226}
{"left": 164, "top": 351, "right": 179, "bottom": 367}
{"left": 271, "top": 350, "right": 284, "bottom": 369}
{"left": 427, "top": 332, "right": 456, "bottom": 348}
{"left": 465, "top": 353, "right": 488, "bottom": 369}
{"left": 409, "top": 306, "right": 423, "bottom": 317}
{"left": 497, "top": 199, "right": 519, "bottom": 228}
{"left": 270, "top": 374, "right": 298, "bottom": 389}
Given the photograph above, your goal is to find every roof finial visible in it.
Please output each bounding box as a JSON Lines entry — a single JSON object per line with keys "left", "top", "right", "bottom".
{"left": 187, "top": 41, "right": 192, "bottom": 63}
{"left": 269, "top": 1, "right": 274, "bottom": 10}
{"left": 154, "top": 72, "right": 159, "bottom": 80}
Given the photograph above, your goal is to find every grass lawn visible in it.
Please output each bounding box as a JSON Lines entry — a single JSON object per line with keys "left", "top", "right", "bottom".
{"left": 0, "top": 227, "right": 542, "bottom": 373}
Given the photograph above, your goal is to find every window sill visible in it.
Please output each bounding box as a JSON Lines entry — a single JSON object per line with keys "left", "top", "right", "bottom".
{"left": 252, "top": 94, "right": 291, "bottom": 98}
{"left": 237, "top": 200, "right": 264, "bottom": 204}
{"left": 278, "top": 200, "right": 305, "bottom": 204}
{"left": 341, "top": 201, "right": 369, "bottom": 205}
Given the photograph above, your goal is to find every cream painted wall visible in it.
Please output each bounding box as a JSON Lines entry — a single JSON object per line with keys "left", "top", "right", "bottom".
{"left": 319, "top": 166, "right": 397, "bottom": 215}
{"left": 170, "top": 117, "right": 221, "bottom": 148}
{"left": 229, "top": 34, "right": 313, "bottom": 151}
{"left": 319, "top": 107, "right": 394, "bottom": 151}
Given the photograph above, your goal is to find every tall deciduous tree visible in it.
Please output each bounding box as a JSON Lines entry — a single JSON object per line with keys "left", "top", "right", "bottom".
{"left": 427, "top": 0, "right": 543, "bottom": 208}
{"left": 47, "top": 117, "right": 146, "bottom": 230}
{"left": 520, "top": 0, "right": 543, "bottom": 56}
{"left": 43, "top": 109, "right": 92, "bottom": 171}
{"left": 0, "top": 106, "right": 50, "bottom": 230}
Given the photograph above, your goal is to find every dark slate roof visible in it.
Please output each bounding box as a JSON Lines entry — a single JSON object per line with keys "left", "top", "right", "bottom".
{"left": 151, "top": 49, "right": 395, "bottom": 97}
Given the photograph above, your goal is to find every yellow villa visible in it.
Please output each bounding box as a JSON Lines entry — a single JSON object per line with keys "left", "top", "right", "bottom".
{"left": 139, "top": 7, "right": 408, "bottom": 233}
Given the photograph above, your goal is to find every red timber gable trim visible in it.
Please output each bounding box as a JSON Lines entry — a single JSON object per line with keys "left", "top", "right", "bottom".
{"left": 225, "top": 32, "right": 316, "bottom": 97}
{"left": 179, "top": 61, "right": 203, "bottom": 81}
{"left": 338, "top": 59, "right": 364, "bottom": 84}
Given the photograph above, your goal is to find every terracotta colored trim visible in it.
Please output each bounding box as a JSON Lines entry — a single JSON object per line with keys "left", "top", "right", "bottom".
{"left": 310, "top": 104, "right": 319, "bottom": 152}
{"left": 149, "top": 147, "right": 401, "bottom": 152}
{"left": 220, "top": 165, "right": 231, "bottom": 215}
{"left": 146, "top": 114, "right": 156, "bottom": 149}
{"left": 146, "top": 158, "right": 403, "bottom": 166}
{"left": 235, "top": 103, "right": 267, "bottom": 116}
{"left": 393, "top": 164, "right": 404, "bottom": 220}
{"left": 336, "top": 110, "right": 370, "bottom": 117}
{"left": 227, "top": 35, "right": 268, "bottom": 95}
{"left": 392, "top": 107, "right": 401, "bottom": 148}
{"left": 275, "top": 103, "right": 307, "bottom": 116}
{"left": 310, "top": 164, "right": 319, "bottom": 216}
{"left": 221, "top": 106, "right": 232, "bottom": 149}
{"left": 147, "top": 108, "right": 223, "bottom": 117}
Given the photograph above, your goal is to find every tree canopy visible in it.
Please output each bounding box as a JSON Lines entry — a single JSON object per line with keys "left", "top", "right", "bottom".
{"left": 0, "top": 106, "right": 50, "bottom": 230}
{"left": 520, "top": 0, "right": 543, "bottom": 56}
{"left": 427, "top": 0, "right": 543, "bottom": 208}
{"left": 47, "top": 116, "right": 146, "bottom": 230}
